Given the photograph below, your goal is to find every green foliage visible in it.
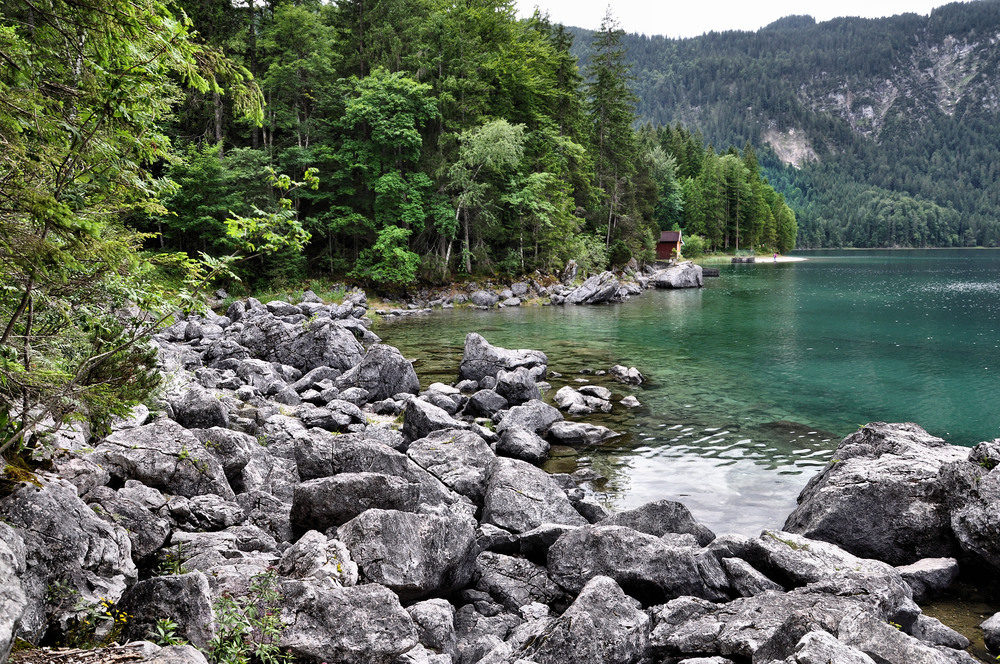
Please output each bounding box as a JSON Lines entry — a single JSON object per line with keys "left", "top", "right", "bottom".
{"left": 208, "top": 569, "right": 291, "bottom": 664}
{"left": 151, "top": 618, "right": 187, "bottom": 647}
{"left": 681, "top": 234, "right": 707, "bottom": 258}
{"left": 0, "top": 0, "right": 265, "bottom": 456}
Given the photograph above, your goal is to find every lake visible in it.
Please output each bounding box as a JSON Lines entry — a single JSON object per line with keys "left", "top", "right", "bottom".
{"left": 379, "top": 249, "right": 1000, "bottom": 536}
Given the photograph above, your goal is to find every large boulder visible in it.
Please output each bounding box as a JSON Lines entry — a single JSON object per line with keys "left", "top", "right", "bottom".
{"left": 563, "top": 272, "right": 623, "bottom": 305}
{"left": 0, "top": 525, "right": 27, "bottom": 663}
{"left": 474, "top": 551, "right": 567, "bottom": 612}
{"left": 783, "top": 422, "right": 966, "bottom": 565}
{"left": 494, "top": 367, "right": 542, "bottom": 405}
{"left": 650, "top": 262, "right": 703, "bottom": 289}
{"left": 118, "top": 572, "right": 215, "bottom": 649}
{"left": 279, "top": 579, "right": 418, "bottom": 664}
{"left": 547, "top": 525, "right": 730, "bottom": 605}
{"left": 707, "top": 530, "right": 920, "bottom": 627}
{"left": 481, "top": 457, "right": 587, "bottom": 533}
{"left": 649, "top": 589, "right": 954, "bottom": 664}
{"left": 947, "top": 450, "right": 1000, "bottom": 569}
{"left": 189, "top": 427, "right": 256, "bottom": 484}
{"left": 494, "top": 400, "right": 563, "bottom": 437}
{"left": 290, "top": 473, "right": 421, "bottom": 533}
{"left": 982, "top": 612, "right": 1000, "bottom": 654}
{"left": 239, "top": 311, "right": 364, "bottom": 373}
{"left": 338, "top": 508, "right": 478, "bottom": 602}
{"left": 407, "top": 429, "right": 496, "bottom": 504}
{"left": 546, "top": 420, "right": 619, "bottom": 445}
{"left": 278, "top": 530, "right": 358, "bottom": 590}
{"left": 327, "top": 436, "right": 466, "bottom": 511}
{"left": 407, "top": 599, "right": 458, "bottom": 659}
{"left": 169, "top": 384, "right": 229, "bottom": 430}
{"left": 458, "top": 333, "right": 548, "bottom": 383}
{"left": 496, "top": 426, "right": 550, "bottom": 465}
{"left": 604, "top": 499, "right": 716, "bottom": 546}
{"left": 89, "top": 419, "right": 235, "bottom": 499}
{"left": 85, "top": 486, "right": 172, "bottom": 561}
{"left": 335, "top": 344, "right": 420, "bottom": 401}
{"left": 512, "top": 575, "right": 651, "bottom": 664}
{"left": 402, "top": 398, "right": 469, "bottom": 441}
{"left": 0, "top": 476, "right": 136, "bottom": 644}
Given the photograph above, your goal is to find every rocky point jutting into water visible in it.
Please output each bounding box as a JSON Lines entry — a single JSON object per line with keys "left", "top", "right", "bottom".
{"left": 2, "top": 285, "right": 1000, "bottom": 664}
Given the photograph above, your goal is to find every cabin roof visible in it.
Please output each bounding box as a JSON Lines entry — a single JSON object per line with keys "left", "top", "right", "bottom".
{"left": 658, "top": 230, "right": 682, "bottom": 243}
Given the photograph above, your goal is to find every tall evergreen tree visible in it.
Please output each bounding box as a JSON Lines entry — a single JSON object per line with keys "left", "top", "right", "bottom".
{"left": 585, "top": 8, "right": 640, "bottom": 250}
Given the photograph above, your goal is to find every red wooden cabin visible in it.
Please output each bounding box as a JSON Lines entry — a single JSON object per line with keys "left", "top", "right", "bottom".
{"left": 656, "top": 230, "right": 683, "bottom": 260}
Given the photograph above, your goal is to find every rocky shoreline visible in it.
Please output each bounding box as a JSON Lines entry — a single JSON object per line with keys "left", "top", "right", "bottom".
{"left": 2, "top": 286, "right": 1000, "bottom": 664}
{"left": 367, "top": 260, "right": 704, "bottom": 317}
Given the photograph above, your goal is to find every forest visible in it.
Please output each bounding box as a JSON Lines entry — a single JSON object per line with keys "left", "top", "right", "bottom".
{"left": 1, "top": 0, "right": 796, "bottom": 291}
{"left": 588, "top": 0, "right": 1000, "bottom": 248}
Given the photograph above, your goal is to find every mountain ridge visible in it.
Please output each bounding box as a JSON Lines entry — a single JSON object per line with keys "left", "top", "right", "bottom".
{"left": 570, "top": 1, "right": 1000, "bottom": 247}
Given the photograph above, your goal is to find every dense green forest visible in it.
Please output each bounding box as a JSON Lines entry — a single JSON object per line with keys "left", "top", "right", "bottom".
{"left": 133, "top": 0, "right": 794, "bottom": 284}
{"left": 578, "top": 0, "right": 1000, "bottom": 248}
{"left": 1, "top": 0, "right": 795, "bottom": 292}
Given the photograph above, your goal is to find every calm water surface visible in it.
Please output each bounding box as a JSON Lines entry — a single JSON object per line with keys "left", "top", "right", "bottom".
{"left": 380, "top": 249, "right": 1000, "bottom": 536}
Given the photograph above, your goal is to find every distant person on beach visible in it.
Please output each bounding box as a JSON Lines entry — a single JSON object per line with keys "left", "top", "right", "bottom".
{"left": 773, "top": 252, "right": 777, "bottom": 262}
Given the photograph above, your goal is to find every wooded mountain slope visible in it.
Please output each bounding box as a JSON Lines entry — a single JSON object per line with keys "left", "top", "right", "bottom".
{"left": 573, "top": 1, "right": 1000, "bottom": 247}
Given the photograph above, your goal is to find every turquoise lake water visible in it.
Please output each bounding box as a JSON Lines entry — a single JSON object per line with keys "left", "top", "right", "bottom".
{"left": 379, "top": 249, "right": 1000, "bottom": 535}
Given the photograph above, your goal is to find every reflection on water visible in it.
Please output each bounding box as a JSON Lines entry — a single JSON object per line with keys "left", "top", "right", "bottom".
{"left": 380, "top": 250, "right": 1000, "bottom": 536}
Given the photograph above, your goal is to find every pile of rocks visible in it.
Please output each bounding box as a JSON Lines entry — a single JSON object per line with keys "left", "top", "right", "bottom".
{"left": 1, "top": 296, "right": 998, "bottom": 664}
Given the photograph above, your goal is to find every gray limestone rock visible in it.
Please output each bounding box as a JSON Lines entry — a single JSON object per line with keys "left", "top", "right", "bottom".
{"left": 0, "top": 526, "right": 27, "bottom": 663}
{"left": 278, "top": 530, "right": 358, "bottom": 589}
{"left": 407, "top": 599, "right": 458, "bottom": 659}
{"left": 463, "top": 390, "right": 509, "bottom": 419}
{"left": 290, "top": 473, "right": 421, "bottom": 533}
{"left": 279, "top": 579, "right": 418, "bottom": 664}
{"left": 547, "top": 525, "right": 730, "bottom": 605}
{"left": 0, "top": 476, "right": 136, "bottom": 644}
{"left": 982, "top": 612, "right": 1000, "bottom": 654}
{"left": 546, "top": 420, "right": 619, "bottom": 445}
{"left": 169, "top": 384, "right": 229, "bottom": 430}
{"left": 189, "top": 427, "right": 255, "bottom": 483}
{"left": 470, "top": 290, "right": 500, "bottom": 308}
{"left": 402, "top": 398, "right": 469, "bottom": 441}
{"left": 407, "top": 429, "right": 495, "bottom": 504}
{"left": 339, "top": 508, "right": 477, "bottom": 601}
{"left": 118, "top": 572, "right": 215, "bottom": 649}
{"left": 494, "top": 400, "right": 562, "bottom": 437}
{"left": 458, "top": 333, "right": 547, "bottom": 384}
{"left": 789, "top": 631, "right": 877, "bottom": 664}
{"left": 512, "top": 575, "right": 650, "bottom": 664}
{"left": 495, "top": 426, "right": 550, "bottom": 465}
{"left": 494, "top": 367, "right": 541, "bottom": 405}
{"left": 650, "top": 262, "right": 704, "bottom": 289}
{"left": 895, "top": 558, "right": 960, "bottom": 602}
{"left": 481, "top": 457, "right": 587, "bottom": 534}
{"left": 90, "top": 419, "right": 235, "bottom": 499}
{"left": 474, "top": 551, "right": 567, "bottom": 612}
{"left": 604, "top": 499, "right": 716, "bottom": 546}
{"left": 783, "top": 422, "right": 966, "bottom": 565}
{"left": 335, "top": 344, "right": 420, "bottom": 401}
{"left": 239, "top": 311, "right": 364, "bottom": 373}
{"left": 86, "top": 486, "right": 171, "bottom": 560}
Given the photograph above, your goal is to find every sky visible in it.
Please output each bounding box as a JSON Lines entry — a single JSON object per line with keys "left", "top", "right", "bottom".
{"left": 513, "top": 0, "right": 957, "bottom": 38}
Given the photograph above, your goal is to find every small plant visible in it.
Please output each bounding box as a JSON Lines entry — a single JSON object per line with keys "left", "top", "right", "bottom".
{"left": 208, "top": 569, "right": 291, "bottom": 664}
{"left": 157, "top": 543, "right": 189, "bottom": 576}
{"left": 151, "top": 618, "right": 187, "bottom": 646}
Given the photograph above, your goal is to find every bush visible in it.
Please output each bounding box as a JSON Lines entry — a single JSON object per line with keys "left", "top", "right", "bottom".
{"left": 681, "top": 234, "right": 706, "bottom": 258}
